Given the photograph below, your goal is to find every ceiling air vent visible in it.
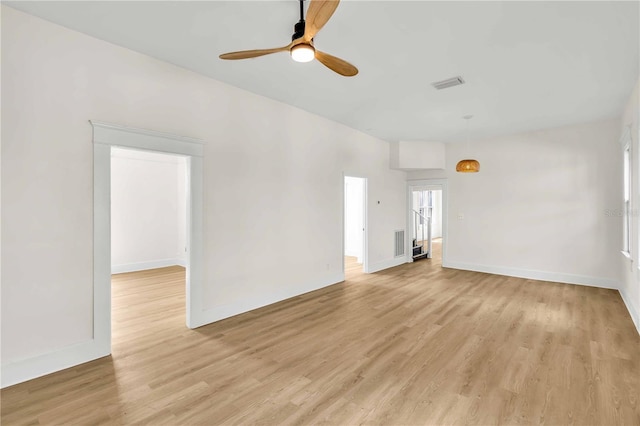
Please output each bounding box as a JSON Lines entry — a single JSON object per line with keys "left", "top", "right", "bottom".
{"left": 431, "top": 76, "right": 465, "bottom": 90}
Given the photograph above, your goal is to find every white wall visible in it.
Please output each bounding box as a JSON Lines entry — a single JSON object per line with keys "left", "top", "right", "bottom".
{"left": 409, "top": 119, "right": 622, "bottom": 287}
{"left": 1, "top": 6, "right": 407, "bottom": 374}
{"left": 407, "top": 169, "right": 447, "bottom": 180}
{"left": 619, "top": 77, "right": 640, "bottom": 334}
{"left": 344, "top": 176, "right": 364, "bottom": 262}
{"left": 111, "top": 148, "right": 186, "bottom": 273}
{"left": 390, "top": 141, "right": 445, "bottom": 170}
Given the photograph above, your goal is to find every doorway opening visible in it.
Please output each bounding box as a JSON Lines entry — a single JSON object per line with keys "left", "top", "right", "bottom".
{"left": 410, "top": 185, "right": 444, "bottom": 264}
{"left": 91, "top": 121, "right": 204, "bottom": 360}
{"left": 110, "top": 148, "right": 188, "bottom": 346}
{"left": 344, "top": 176, "right": 367, "bottom": 278}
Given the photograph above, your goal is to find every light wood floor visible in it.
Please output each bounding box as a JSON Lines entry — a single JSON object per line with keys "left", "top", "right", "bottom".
{"left": 345, "top": 255, "right": 363, "bottom": 279}
{"left": 2, "top": 255, "right": 639, "bottom": 425}
{"left": 346, "top": 238, "right": 442, "bottom": 279}
{"left": 415, "top": 238, "right": 442, "bottom": 263}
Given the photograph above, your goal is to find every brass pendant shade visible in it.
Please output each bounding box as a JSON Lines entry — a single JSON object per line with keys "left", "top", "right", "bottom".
{"left": 456, "top": 159, "right": 480, "bottom": 173}
{"left": 457, "top": 115, "right": 479, "bottom": 173}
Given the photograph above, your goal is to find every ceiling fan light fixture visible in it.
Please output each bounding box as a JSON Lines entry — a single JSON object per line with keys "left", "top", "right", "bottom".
{"left": 219, "top": 0, "right": 358, "bottom": 76}
{"left": 290, "top": 44, "right": 315, "bottom": 63}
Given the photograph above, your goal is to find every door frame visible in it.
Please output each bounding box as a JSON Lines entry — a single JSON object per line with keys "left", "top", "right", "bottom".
{"left": 406, "top": 179, "right": 448, "bottom": 265}
{"left": 91, "top": 121, "right": 205, "bottom": 358}
{"left": 342, "top": 174, "right": 369, "bottom": 274}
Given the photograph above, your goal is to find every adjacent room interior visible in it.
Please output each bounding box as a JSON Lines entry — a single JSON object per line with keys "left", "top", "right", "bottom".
{"left": 1, "top": 1, "right": 639, "bottom": 424}
{"left": 110, "top": 147, "right": 188, "bottom": 348}
{"left": 344, "top": 175, "right": 366, "bottom": 279}
{"left": 411, "top": 186, "right": 443, "bottom": 264}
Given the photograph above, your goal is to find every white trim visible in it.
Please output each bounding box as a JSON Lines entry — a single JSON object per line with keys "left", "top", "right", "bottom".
{"left": 443, "top": 260, "right": 619, "bottom": 290}
{"left": 406, "top": 179, "right": 449, "bottom": 265}
{"left": 185, "top": 156, "right": 205, "bottom": 327}
{"left": 619, "top": 124, "right": 632, "bottom": 147}
{"left": 1, "top": 122, "right": 205, "bottom": 388}
{"left": 197, "top": 273, "right": 345, "bottom": 325}
{"left": 621, "top": 250, "right": 633, "bottom": 262}
{"left": 368, "top": 257, "right": 408, "bottom": 274}
{"left": 1, "top": 339, "right": 108, "bottom": 389}
{"left": 111, "top": 258, "right": 187, "bottom": 274}
{"left": 93, "top": 142, "right": 112, "bottom": 360}
{"left": 362, "top": 178, "right": 369, "bottom": 272}
{"left": 91, "top": 121, "right": 203, "bottom": 157}
{"left": 622, "top": 140, "right": 632, "bottom": 256}
{"left": 619, "top": 287, "right": 640, "bottom": 336}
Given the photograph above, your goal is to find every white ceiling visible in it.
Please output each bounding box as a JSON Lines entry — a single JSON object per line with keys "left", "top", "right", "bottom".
{"left": 6, "top": 1, "right": 639, "bottom": 142}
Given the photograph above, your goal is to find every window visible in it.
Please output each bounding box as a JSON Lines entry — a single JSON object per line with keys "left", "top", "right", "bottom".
{"left": 623, "top": 143, "right": 631, "bottom": 255}
{"left": 418, "top": 191, "right": 425, "bottom": 225}
{"left": 417, "top": 190, "right": 433, "bottom": 225}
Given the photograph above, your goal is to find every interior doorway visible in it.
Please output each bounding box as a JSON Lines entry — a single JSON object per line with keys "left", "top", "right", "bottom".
{"left": 91, "top": 121, "right": 204, "bottom": 361}
{"left": 344, "top": 176, "right": 367, "bottom": 277}
{"left": 110, "top": 148, "right": 188, "bottom": 345}
{"left": 409, "top": 184, "right": 444, "bottom": 264}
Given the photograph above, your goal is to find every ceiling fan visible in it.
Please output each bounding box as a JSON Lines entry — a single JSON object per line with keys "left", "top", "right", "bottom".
{"left": 219, "top": 0, "right": 358, "bottom": 77}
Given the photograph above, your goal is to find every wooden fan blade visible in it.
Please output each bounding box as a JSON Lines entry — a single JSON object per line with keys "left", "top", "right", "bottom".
{"left": 219, "top": 43, "right": 292, "bottom": 60}
{"left": 315, "top": 50, "right": 358, "bottom": 77}
{"left": 304, "top": 0, "right": 340, "bottom": 41}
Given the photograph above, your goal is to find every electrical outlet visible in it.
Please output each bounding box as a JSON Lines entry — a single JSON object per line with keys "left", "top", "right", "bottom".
{"left": 458, "top": 213, "right": 464, "bottom": 220}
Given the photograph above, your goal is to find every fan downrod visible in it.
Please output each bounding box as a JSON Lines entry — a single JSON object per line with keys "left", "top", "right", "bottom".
{"left": 292, "top": 0, "right": 306, "bottom": 41}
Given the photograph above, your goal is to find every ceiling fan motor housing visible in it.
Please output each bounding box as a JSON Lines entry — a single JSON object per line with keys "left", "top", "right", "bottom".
{"left": 292, "top": 20, "right": 305, "bottom": 41}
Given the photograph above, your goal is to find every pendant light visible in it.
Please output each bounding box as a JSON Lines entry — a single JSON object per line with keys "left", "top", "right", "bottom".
{"left": 456, "top": 115, "right": 480, "bottom": 173}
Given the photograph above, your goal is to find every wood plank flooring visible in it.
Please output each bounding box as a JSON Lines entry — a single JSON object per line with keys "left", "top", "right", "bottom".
{"left": 344, "top": 256, "right": 363, "bottom": 279}
{"left": 2, "top": 254, "right": 639, "bottom": 425}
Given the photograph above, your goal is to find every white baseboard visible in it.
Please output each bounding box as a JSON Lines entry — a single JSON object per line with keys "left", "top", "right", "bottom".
{"left": 367, "top": 257, "right": 408, "bottom": 274}
{"left": 619, "top": 288, "right": 640, "bottom": 336}
{"left": 443, "top": 260, "right": 619, "bottom": 290}
{"left": 1, "top": 338, "right": 110, "bottom": 389}
{"left": 192, "top": 273, "right": 345, "bottom": 328}
{"left": 111, "top": 257, "right": 186, "bottom": 274}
